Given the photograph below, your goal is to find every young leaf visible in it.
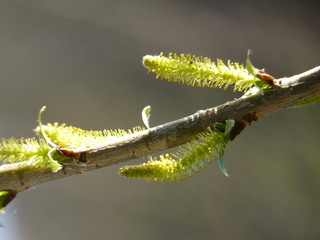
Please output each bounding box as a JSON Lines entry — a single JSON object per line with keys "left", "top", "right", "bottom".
{"left": 38, "top": 106, "right": 57, "bottom": 148}
{"left": 291, "top": 93, "right": 320, "bottom": 107}
{"left": 245, "top": 49, "right": 258, "bottom": 76}
{"left": 218, "top": 154, "right": 228, "bottom": 177}
{"left": 0, "top": 190, "right": 16, "bottom": 212}
{"left": 142, "top": 105, "right": 151, "bottom": 129}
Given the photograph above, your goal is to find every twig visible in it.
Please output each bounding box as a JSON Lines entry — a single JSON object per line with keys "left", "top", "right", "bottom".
{"left": 0, "top": 66, "right": 319, "bottom": 193}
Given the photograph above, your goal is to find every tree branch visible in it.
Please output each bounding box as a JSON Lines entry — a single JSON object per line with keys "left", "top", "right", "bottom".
{"left": 0, "top": 66, "right": 319, "bottom": 193}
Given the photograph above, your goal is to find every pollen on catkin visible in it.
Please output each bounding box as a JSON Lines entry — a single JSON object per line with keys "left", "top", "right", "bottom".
{"left": 0, "top": 138, "right": 53, "bottom": 171}
{"left": 119, "top": 120, "right": 235, "bottom": 182}
{"left": 143, "top": 53, "right": 265, "bottom": 92}
{"left": 35, "top": 123, "right": 146, "bottom": 148}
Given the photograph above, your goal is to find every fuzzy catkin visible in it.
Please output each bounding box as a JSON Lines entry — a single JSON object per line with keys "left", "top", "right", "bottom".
{"left": 143, "top": 53, "right": 266, "bottom": 92}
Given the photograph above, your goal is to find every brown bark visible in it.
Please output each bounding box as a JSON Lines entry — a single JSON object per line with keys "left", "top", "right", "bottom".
{"left": 0, "top": 66, "right": 319, "bottom": 194}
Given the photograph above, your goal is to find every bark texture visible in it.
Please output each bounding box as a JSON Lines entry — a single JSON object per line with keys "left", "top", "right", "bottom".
{"left": 0, "top": 66, "right": 319, "bottom": 194}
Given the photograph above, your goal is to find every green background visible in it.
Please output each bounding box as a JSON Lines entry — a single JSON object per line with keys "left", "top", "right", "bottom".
{"left": 0, "top": 0, "right": 319, "bottom": 239}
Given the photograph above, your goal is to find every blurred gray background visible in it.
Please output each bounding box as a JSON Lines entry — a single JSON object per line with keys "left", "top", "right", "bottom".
{"left": 0, "top": 0, "right": 319, "bottom": 239}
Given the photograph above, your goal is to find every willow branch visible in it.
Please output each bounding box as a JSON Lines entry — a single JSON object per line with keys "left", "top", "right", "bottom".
{"left": 1, "top": 66, "right": 319, "bottom": 192}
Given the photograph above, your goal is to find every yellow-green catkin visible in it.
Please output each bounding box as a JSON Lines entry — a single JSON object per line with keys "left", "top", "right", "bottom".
{"left": 35, "top": 123, "right": 145, "bottom": 148}
{"left": 119, "top": 120, "right": 234, "bottom": 182}
{"left": 143, "top": 53, "right": 264, "bottom": 92}
{"left": 0, "top": 138, "right": 51, "bottom": 168}
{"left": 0, "top": 137, "right": 67, "bottom": 173}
